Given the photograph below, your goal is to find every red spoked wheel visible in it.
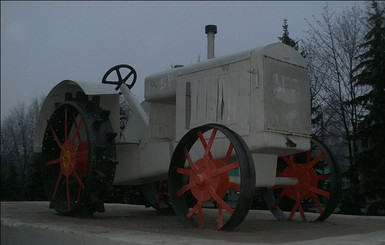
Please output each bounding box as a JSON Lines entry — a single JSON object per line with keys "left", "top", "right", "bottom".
{"left": 264, "top": 138, "right": 341, "bottom": 222}
{"left": 169, "top": 124, "right": 255, "bottom": 230}
{"left": 42, "top": 99, "right": 116, "bottom": 215}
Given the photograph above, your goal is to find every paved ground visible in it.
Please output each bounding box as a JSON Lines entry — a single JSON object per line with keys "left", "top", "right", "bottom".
{"left": 1, "top": 201, "right": 385, "bottom": 245}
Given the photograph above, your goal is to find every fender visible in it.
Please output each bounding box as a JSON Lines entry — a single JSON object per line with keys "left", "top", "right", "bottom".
{"left": 33, "top": 80, "right": 120, "bottom": 153}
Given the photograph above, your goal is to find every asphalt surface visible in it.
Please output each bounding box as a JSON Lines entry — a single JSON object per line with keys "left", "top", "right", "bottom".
{"left": 1, "top": 201, "right": 385, "bottom": 245}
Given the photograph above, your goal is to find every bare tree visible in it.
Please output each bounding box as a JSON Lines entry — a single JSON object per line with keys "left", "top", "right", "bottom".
{"left": 1, "top": 95, "right": 45, "bottom": 199}
{"left": 302, "top": 5, "right": 367, "bottom": 174}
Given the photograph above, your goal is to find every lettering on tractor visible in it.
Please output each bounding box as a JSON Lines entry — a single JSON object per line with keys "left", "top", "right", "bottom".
{"left": 33, "top": 25, "right": 341, "bottom": 230}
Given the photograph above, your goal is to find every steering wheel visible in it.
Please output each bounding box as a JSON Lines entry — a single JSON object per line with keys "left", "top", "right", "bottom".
{"left": 102, "top": 64, "right": 137, "bottom": 90}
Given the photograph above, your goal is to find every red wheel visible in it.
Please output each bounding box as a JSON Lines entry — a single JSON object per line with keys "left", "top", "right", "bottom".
{"left": 42, "top": 99, "right": 117, "bottom": 215}
{"left": 264, "top": 138, "right": 341, "bottom": 221}
{"left": 169, "top": 124, "right": 255, "bottom": 230}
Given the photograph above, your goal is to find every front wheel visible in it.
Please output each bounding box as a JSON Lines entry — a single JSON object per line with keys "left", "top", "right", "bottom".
{"left": 168, "top": 124, "right": 255, "bottom": 230}
{"left": 264, "top": 138, "right": 341, "bottom": 222}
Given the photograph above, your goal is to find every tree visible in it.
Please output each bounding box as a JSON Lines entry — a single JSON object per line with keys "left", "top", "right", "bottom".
{"left": 1, "top": 95, "right": 45, "bottom": 200}
{"left": 351, "top": 0, "right": 385, "bottom": 209}
{"left": 278, "top": 19, "right": 298, "bottom": 50}
{"left": 302, "top": 5, "right": 367, "bottom": 214}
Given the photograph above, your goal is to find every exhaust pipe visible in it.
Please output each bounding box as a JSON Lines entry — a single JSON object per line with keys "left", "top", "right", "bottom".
{"left": 205, "top": 25, "right": 217, "bottom": 60}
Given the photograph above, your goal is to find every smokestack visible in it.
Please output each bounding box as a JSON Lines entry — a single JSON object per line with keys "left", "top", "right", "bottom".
{"left": 205, "top": 25, "right": 217, "bottom": 60}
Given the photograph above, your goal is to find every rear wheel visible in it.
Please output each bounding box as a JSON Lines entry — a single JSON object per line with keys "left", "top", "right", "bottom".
{"left": 169, "top": 124, "right": 255, "bottom": 230}
{"left": 264, "top": 138, "right": 341, "bottom": 221}
{"left": 42, "top": 98, "right": 117, "bottom": 215}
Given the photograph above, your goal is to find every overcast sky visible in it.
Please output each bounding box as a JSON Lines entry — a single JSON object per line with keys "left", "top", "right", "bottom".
{"left": 1, "top": 1, "right": 365, "bottom": 119}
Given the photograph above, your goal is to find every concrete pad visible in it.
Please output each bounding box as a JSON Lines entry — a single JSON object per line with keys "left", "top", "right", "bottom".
{"left": 1, "top": 201, "right": 385, "bottom": 245}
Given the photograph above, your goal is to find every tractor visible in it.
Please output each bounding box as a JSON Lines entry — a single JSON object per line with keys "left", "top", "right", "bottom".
{"left": 33, "top": 25, "right": 341, "bottom": 230}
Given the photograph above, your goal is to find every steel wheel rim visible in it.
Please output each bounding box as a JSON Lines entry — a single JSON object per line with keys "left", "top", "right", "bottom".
{"left": 169, "top": 124, "right": 255, "bottom": 230}
{"left": 264, "top": 138, "right": 341, "bottom": 222}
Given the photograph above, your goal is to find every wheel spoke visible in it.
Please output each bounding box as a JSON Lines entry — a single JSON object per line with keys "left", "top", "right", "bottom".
{"left": 296, "top": 193, "right": 307, "bottom": 221}
{"left": 177, "top": 181, "right": 196, "bottom": 197}
{"left": 123, "top": 71, "right": 134, "bottom": 83}
{"left": 72, "top": 114, "right": 82, "bottom": 142}
{"left": 197, "top": 204, "right": 204, "bottom": 228}
{"left": 307, "top": 153, "right": 325, "bottom": 168}
{"left": 187, "top": 201, "right": 201, "bottom": 218}
{"left": 303, "top": 184, "right": 330, "bottom": 198}
{"left": 288, "top": 200, "right": 298, "bottom": 220}
{"left": 224, "top": 143, "right": 234, "bottom": 164}
{"left": 116, "top": 69, "right": 123, "bottom": 82}
{"left": 282, "top": 155, "right": 295, "bottom": 167}
{"left": 212, "top": 161, "right": 239, "bottom": 177}
{"left": 297, "top": 202, "right": 307, "bottom": 221}
{"left": 71, "top": 117, "right": 83, "bottom": 144}
{"left": 184, "top": 147, "right": 199, "bottom": 172}
{"left": 77, "top": 185, "right": 82, "bottom": 201}
{"left": 209, "top": 187, "right": 233, "bottom": 215}
{"left": 312, "top": 194, "right": 323, "bottom": 213}
{"left": 72, "top": 150, "right": 89, "bottom": 159}
{"left": 73, "top": 170, "right": 85, "bottom": 189}
{"left": 52, "top": 171, "right": 63, "bottom": 200}
{"left": 177, "top": 168, "right": 191, "bottom": 176}
{"left": 156, "top": 181, "right": 167, "bottom": 207}
{"left": 49, "top": 125, "right": 64, "bottom": 150}
{"left": 204, "top": 129, "right": 217, "bottom": 159}
{"left": 44, "top": 157, "right": 61, "bottom": 167}
{"left": 218, "top": 206, "right": 223, "bottom": 230}
{"left": 197, "top": 131, "right": 213, "bottom": 159}
{"left": 229, "top": 182, "right": 240, "bottom": 191}
{"left": 317, "top": 174, "right": 331, "bottom": 181}
{"left": 66, "top": 175, "right": 71, "bottom": 210}
{"left": 273, "top": 191, "right": 285, "bottom": 208}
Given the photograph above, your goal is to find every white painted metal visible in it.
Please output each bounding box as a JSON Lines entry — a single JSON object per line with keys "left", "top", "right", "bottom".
{"left": 119, "top": 84, "right": 149, "bottom": 143}
{"left": 253, "top": 154, "right": 277, "bottom": 187}
{"left": 36, "top": 42, "right": 311, "bottom": 188}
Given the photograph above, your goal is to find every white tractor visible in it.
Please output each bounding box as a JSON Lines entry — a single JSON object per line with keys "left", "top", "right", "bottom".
{"left": 34, "top": 25, "right": 341, "bottom": 230}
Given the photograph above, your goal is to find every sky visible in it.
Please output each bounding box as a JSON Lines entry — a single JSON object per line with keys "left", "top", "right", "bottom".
{"left": 1, "top": 1, "right": 365, "bottom": 119}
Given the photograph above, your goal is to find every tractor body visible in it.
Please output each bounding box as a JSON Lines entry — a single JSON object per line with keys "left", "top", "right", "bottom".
{"left": 34, "top": 25, "right": 340, "bottom": 230}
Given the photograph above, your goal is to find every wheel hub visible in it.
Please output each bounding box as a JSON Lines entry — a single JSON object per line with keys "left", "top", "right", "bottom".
{"left": 189, "top": 158, "right": 229, "bottom": 202}
{"left": 62, "top": 151, "right": 72, "bottom": 168}
{"left": 60, "top": 141, "right": 76, "bottom": 176}
{"left": 282, "top": 164, "right": 317, "bottom": 200}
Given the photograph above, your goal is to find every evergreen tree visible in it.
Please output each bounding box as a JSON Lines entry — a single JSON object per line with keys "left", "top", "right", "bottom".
{"left": 352, "top": 0, "right": 385, "bottom": 208}
{"left": 278, "top": 19, "right": 298, "bottom": 50}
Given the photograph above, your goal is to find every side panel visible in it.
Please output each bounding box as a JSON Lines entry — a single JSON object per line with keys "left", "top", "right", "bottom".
{"left": 113, "top": 141, "right": 173, "bottom": 185}
{"left": 253, "top": 154, "right": 277, "bottom": 187}
{"left": 176, "top": 59, "right": 252, "bottom": 141}
{"left": 113, "top": 143, "right": 141, "bottom": 185}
